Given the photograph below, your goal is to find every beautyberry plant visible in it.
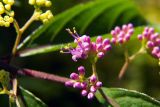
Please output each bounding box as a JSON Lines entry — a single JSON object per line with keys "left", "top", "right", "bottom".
{"left": 0, "top": 0, "right": 160, "bottom": 107}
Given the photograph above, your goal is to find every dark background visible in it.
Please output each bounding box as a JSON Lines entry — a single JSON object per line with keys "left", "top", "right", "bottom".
{"left": 0, "top": 0, "right": 160, "bottom": 107}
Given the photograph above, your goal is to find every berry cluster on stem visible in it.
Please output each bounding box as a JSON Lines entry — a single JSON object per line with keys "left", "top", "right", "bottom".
{"left": 0, "top": 0, "right": 15, "bottom": 27}
{"left": 111, "top": 23, "right": 134, "bottom": 44}
{"left": 62, "top": 28, "right": 111, "bottom": 62}
{"left": 138, "top": 27, "right": 160, "bottom": 59}
{"left": 29, "top": 0, "right": 53, "bottom": 23}
{"left": 65, "top": 66, "right": 102, "bottom": 99}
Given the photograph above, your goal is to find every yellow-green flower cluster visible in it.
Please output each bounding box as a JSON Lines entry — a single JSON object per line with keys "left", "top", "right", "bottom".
{"left": 0, "top": 0, "right": 15, "bottom": 27}
{"left": 29, "top": 0, "right": 52, "bottom": 7}
{"left": 29, "top": 0, "right": 53, "bottom": 23}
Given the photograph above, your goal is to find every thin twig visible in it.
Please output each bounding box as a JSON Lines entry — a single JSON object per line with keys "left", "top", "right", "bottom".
{"left": 118, "top": 61, "right": 129, "bottom": 79}
{"left": 18, "top": 69, "right": 71, "bottom": 83}
{"left": 12, "top": 20, "right": 21, "bottom": 55}
{"left": 20, "top": 12, "right": 35, "bottom": 33}
{"left": 98, "top": 88, "right": 120, "bottom": 107}
{"left": 91, "top": 63, "right": 119, "bottom": 107}
{"left": 118, "top": 47, "right": 146, "bottom": 79}
{"left": 118, "top": 50, "right": 130, "bottom": 79}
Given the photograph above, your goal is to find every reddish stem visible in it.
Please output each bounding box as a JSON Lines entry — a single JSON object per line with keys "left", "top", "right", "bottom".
{"left": 18, "top": 69, "right": 71, "bottom": 83}
{"left": 98, "top": 88, "right": 120, "bottom": 107}
{"left": 118, "top": 61, "right": 129, "bottom": 79}
{"left": 0, "top": 60, "right": 71, "bottom": 84}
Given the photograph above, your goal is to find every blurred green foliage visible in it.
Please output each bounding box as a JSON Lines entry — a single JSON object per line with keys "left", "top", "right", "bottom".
{"left": 0, "top": 0, "right": 160, "bottom": 107}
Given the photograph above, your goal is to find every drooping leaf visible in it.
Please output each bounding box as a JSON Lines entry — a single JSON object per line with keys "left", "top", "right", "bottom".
{"left": 18, "top": 86, "right": 47, "bottom": 107}
{"left": 96, "top": 87, "right": 160, "bottom": 107}
{"left": 18, "top": 0, "right": 146, "bottom": 50}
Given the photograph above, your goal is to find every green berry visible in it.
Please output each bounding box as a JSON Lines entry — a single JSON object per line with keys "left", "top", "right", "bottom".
{"left": 7, "top": 0, "right": 14, "bottom": 5}
{"left": 36, "top": 0, "right": 45, "bottom": 6}
{"left": 5, "top": 4, "right": 11, "bottom": 10}
{"left": 0, "top": 4, "right": 5, "bottom": 14}
{"left": 29, "top": 0, "right": 36, "bottom": 5}
{"left": 45, "top": 0, "right": 52, "bottom": 7}
{"left": 4, "top": 22, "right": 10, "bottom": 27}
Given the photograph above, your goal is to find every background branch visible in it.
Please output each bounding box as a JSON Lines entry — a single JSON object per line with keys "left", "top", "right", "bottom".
{"left": 0, "top": 60, "right": 71, "bottom": 84}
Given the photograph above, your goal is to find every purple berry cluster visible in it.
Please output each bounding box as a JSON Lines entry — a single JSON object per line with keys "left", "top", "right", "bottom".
{"left": 111, "top": 23, "right": 134, "bottom": 44}
{"left": 65, "top": 66, "right": 102, "bottom": 99}
{"left": 138, "top": 27, "right": 160, "bottom": 58}
{"left": 64, "top": 24, "right": 160, "bottom": 101}
{"left": 65, "top": 29, "right": 111, "bottom": 62}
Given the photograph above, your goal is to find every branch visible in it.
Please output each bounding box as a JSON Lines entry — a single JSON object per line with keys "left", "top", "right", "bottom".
{"left": 118, "top": 47, "right": 146, "bottom": 79}
{"left": 18, "top": 69, "right": 70, "bottom": 83}
{"left": 98, "top": 88, "right": 120, "bottom": 107}
{"left": 0, "top": 60, "right": 71, "bottom": 84}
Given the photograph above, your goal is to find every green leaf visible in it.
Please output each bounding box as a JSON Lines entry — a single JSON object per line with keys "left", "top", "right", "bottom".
{"left": 19, "top": 26, "right": 144, "bottom": 57}
{"left": 96, "top": 87, "right": 160, "bottom": 107}
{"left": 18, "top": 86, "right": 47, "bottom": 107}
{"left": 18, "top": 0, "right": 146, "bottom": 50}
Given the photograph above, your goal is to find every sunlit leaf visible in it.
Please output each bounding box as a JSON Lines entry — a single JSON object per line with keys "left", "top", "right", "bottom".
{"left": 96, "top": 87, "right": 160, "bottom": 107}
{"left": 18, "top": 0, "right": 146, "bottom": 50}
{"left": 19, "top": 27, "right": 144, "bottom": 57}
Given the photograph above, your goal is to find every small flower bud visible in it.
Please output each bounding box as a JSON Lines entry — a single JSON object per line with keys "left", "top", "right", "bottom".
{"left": 70, "top": 72, "right": 79, "bottom": 80}
{"left": 73, "top": 82, "right": 82, "bottom": 89}
{"left": 81, "top": 82, "right": 87, "bottom": 88}
{"left": 5, "top": 4, "right": 11, "bottom": 10}
{"left": 90, "top": 86, "right": 97, "bottom": 93}
{"left": 9, "top": 11, "right": 14, "bottom": 17}
{"left": 103, "top": 45, "right": 111, "bottom": 51}
{"left": 122, "top": 24, "right": 127, "bottom": 31}
{"left": 97, "top": 52, "right": 104, "bottom": 58}
{"left": 81, "top": 90, "right": 88, "bottom": 96}
{"left": 111, "top": 38, "right": 116, "bottom": 44}
{"left": 115, "top": 26, "right": 121, "bottom": 33}
{"left": 138, "top": 34, "right": 143, "bottom": 40}
{"left": 29, "top": 0, "right": 36, "bottom": 5}
{"left": 87, "top": 92, "right": 94, "bottom": 99}
{"left": 96, "top": 36, "right": 103, "bottom": 44}
{"left": 96, "top": 81, "right": 102, "bottom": 87}
{"left": 7, "top": 0, "right": 15, "bottom": 5}
{"left": 65, "top": 81, "right": 74, "bottom": 87}
{"left": 45, "top": 0, "right": 52, "bottom": 7}
{"left": 90, "top": 75, "right": 97, "bottom": 83}
{"left": 0, "top": 5, "right": 5, "bottom": 14}
{"left": 102, "top": 39, "right": 110, "bottom": 46}
{"left": 111, "top": 30, "right": 116, "bottom": 36}
{"left": 96, "top": 44, "right": 103, "bottom": 50}
{"left": 36, "top": 0, "right": 45, "bottom": 6}
{"left": 4, "top": 22, "right": 10, "bottom": 27}
{"left": 78, "top": 66, "right": 85, "bottom": 75}
{"left": 147, "top": 41, "right": 154, "bottom": 48}
{"left": 128, "top": 23, "right": 133, "bottom": 29}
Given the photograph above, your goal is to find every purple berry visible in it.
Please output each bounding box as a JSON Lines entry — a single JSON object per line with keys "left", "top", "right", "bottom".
{"left": 81, "top": 82, "right": 87, "bottom": 88}
{"left": 97, "top": 52, "right": 104, "bottom": 58}
{"left": 70, "top": 72, "right": 79, "bottom": 80}
{"left": 87, "top": 92, "right": 94, "bottom": 99}
{"left": 90, "top": 75, "right": 97, "bottom": 83}
{"left": 73, "top": 82, "right": 82, "bottom": 89}
{"left": 81, "top": 90, "right": 88, "bottom": 96}
{"left": 65, "top": 81, "right": 74, "bottom": 87}
{"left": 96, "top": 81, "right": 102, "bottom": 87}
{"left": 96, "top": 36, "right": 103, "bottom": 44}
{"left": 90, "top": 86, "right": 97, "bottom": 93}
{"left": 78, "top": 66, "right": 85, "bottom": 75}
